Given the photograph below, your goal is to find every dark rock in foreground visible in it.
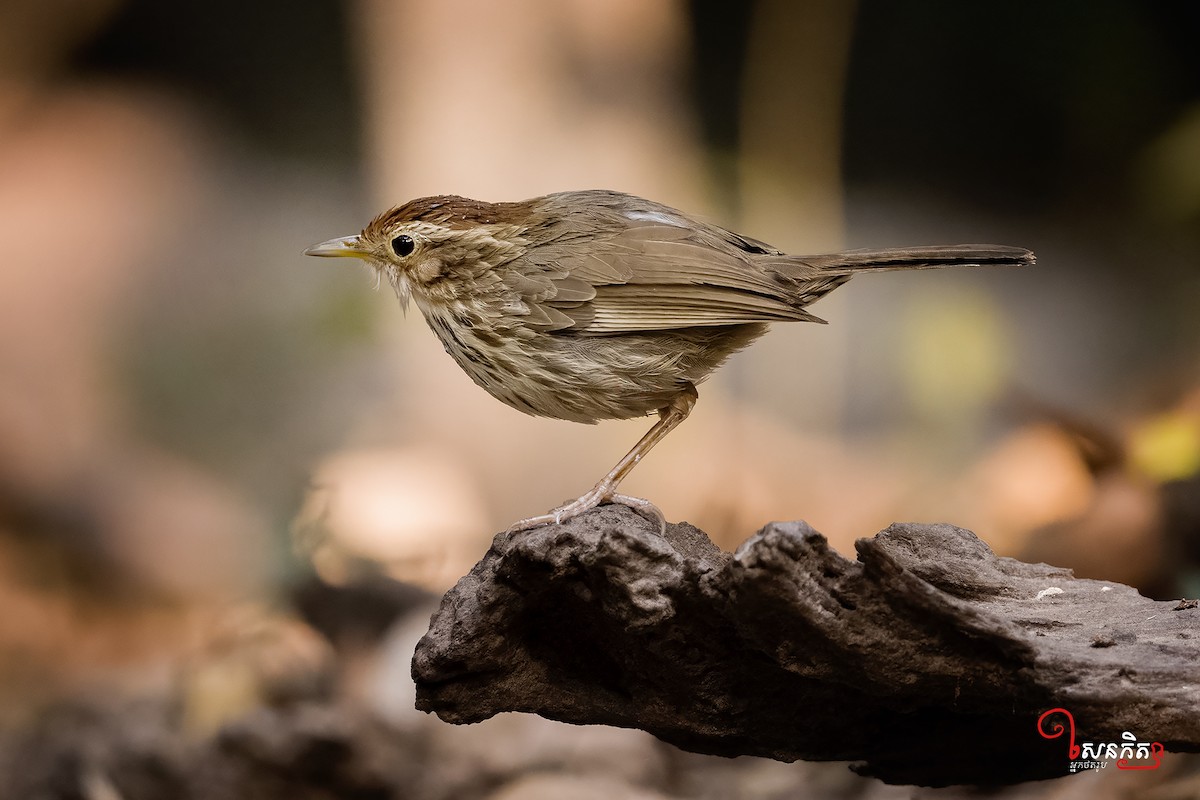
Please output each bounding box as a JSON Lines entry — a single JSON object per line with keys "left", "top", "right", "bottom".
{"left": 413, "top": 506, "right": 1200, "bottom": 786}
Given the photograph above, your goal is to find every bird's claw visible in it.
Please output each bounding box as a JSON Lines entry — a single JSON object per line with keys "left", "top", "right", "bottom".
{"left": 506, "top": 491, "right": 666, "bottom": 536}
{"left": 608, "top": 493, "right": 667, "bottom": 535}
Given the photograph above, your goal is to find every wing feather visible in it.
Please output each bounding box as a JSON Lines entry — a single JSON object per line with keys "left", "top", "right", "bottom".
{"left": 500, "top": 192, "right": 815, "bottom": 335}
{"left": 580, "top": 285, "right": 823, "bottom": 334}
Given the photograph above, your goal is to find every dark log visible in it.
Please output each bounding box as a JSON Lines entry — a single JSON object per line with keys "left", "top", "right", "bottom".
{"left": 412, "top": 506, "right": 1200, "bottom": 786}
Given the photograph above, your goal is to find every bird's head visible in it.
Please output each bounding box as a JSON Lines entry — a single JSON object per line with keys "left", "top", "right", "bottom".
{"left": 305, "top": 195, "right": 526, "bottom": 308}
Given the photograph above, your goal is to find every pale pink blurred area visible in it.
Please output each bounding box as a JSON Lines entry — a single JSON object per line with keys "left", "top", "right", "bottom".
{"left": 0, "top": 75, "right": 281, "bottom": 594}
{"left": 0, "top": 2, "right": 289, "bottom": 712}
{"left": 295, "top": 446, "right": 487, "bottom": 590}
{"left": 0, "top": 82, "right": 208, "bottom": 491}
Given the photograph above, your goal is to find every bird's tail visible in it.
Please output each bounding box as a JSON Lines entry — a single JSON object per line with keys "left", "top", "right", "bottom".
{"left": 756, "top": 244, "right": 1033, "bottom": 320}
{"left": 773, "top": 244, "right": 1035, "bottom": 275}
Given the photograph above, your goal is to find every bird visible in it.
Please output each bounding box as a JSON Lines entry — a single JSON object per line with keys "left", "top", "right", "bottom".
{"left": 306, "top": 189, "right": 1033, "bottom": 532}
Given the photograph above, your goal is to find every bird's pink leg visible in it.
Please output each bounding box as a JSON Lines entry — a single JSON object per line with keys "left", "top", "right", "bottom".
{"left": 507, "top": 384, "right": 698, "bottom": 535}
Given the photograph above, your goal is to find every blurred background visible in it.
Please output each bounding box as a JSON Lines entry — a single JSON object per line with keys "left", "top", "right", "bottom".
{"left": 1, "top": 0, "right": 1198, "bottom": 797}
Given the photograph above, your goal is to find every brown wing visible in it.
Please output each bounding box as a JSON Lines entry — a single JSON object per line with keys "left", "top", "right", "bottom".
{"left": 507, "top": 193, "right": 825, "bottom": 335}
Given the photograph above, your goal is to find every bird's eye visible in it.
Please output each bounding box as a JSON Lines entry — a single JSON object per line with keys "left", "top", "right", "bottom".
{"left": 391, "top": 234, "right": 415, "bottom": 257}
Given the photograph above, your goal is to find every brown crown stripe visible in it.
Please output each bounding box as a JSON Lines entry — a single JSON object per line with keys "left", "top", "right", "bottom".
{"left": 364, "top": 196, "right": 533, "bottom": 238}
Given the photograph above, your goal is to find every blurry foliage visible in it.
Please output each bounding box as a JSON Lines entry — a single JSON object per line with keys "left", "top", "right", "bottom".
{"left": 900, "top": 285, "right": 1013, "bottom": 434}
{"left": 1131, "top": 410, "right": 1200, "bottom": 483}
{"left": 1135, "top": 104, "right": 1200, "bottom": 224}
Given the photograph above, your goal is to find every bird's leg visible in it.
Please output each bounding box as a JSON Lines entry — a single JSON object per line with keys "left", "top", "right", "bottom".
{"left": 508, "top": 384, "right": 698, "bottom": 535}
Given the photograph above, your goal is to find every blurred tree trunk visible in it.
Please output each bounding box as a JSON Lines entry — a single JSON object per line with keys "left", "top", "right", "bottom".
{"left": 354, "top": 0, "right": 702, "bottom": 204}
{"left": 734, "top": 0, "right": 857, "bottom": 429}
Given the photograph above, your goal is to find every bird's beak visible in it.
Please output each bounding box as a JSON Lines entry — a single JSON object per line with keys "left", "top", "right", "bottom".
{"left": 304, "top": 235, "right": 371, "bottom": 259}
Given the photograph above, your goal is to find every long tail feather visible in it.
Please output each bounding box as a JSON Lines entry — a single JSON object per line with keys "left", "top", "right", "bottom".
{"left": 783, "top": 244, "right": 1035, "bottom": 274}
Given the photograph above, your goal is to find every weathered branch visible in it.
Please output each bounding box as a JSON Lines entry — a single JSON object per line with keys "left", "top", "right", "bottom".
{"left": 412, "top": 506, "right": 1200, "bottom": 786}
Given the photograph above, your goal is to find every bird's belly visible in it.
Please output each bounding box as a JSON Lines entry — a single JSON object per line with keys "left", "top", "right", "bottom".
{"left": 422, "top": 311, "right": 767, "bottom": 424}
{"left": 430, "top": 323, "right": 672, "bottom": 422}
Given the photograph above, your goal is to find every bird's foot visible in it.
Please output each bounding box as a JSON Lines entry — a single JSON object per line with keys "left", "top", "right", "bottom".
{"left": 507, "top": 490, "right": 666, "bottom": 535}
{"left": 606, "top": 493, "right": 667, "bottom": 535}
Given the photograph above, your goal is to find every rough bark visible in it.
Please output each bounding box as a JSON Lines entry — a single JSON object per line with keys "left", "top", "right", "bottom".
{"left": 412, "top": 506, "right": 1200, "bottom": 786}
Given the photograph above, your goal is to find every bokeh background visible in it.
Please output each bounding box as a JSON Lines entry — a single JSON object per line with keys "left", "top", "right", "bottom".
{"left": 1, "top": 1, "right": 1198, "bottom": 797}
